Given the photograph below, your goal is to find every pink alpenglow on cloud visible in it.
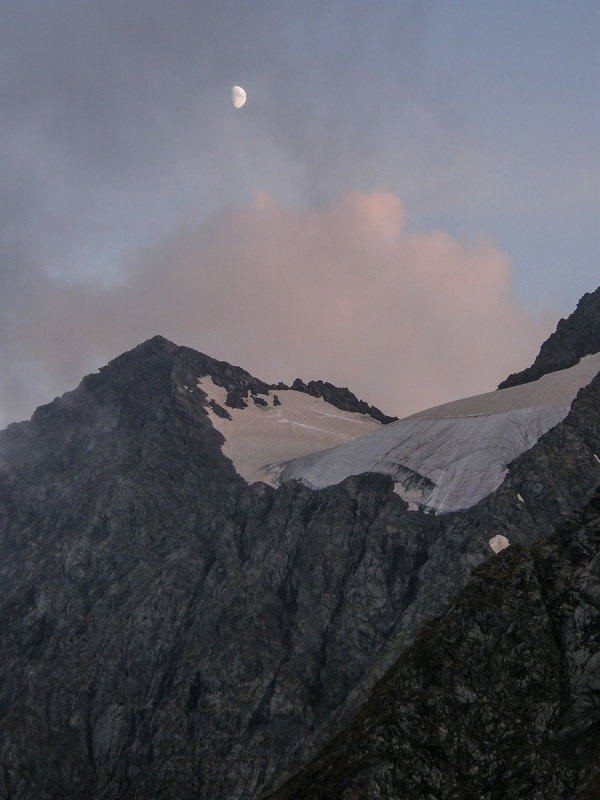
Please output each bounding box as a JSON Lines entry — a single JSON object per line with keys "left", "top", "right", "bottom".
{"left": 126, "top": 189, "right": 553, "bottom": 417}
{"left": 0, "top": 190, "right": 557, "bottom": 427}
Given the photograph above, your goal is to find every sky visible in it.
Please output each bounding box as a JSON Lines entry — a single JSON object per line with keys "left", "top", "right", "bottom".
{"left": 1, "top": 0, "right": 598, "bottom": 427}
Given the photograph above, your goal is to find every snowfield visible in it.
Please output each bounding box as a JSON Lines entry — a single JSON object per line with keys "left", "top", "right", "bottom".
{"left": 198, "top": 377, "right": 380, "bottom": 485}
{"left": 200, "top": 352, "right": 600, "bottom": 514}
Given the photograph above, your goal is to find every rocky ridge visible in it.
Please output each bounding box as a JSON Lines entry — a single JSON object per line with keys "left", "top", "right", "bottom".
{"left": 500, "top": 286, "right": 600, "bottom": 388}
{"left": 0, "top": 289, "right": 599, "bottom": 799}
{"left": 268, "top": 486, "right": 600, "bottom": 800}
{"left": 287, "top": 378, "right": 397, "bottom": 424}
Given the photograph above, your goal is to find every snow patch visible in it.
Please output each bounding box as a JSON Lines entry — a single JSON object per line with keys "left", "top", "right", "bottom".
{"left": 273, "top": 353, "right": 600, "bottom": 513}
{"left": 394, "top": 482, "right": 424, "bottom": 512}
{"left": 198, "top": 377, "right": 380, "bottom": 485}
{"left": 489, "top": 534, "right": 510, "bottom": 553}
{"left": 198, "top": 353, "right": 600, "bottom": 514}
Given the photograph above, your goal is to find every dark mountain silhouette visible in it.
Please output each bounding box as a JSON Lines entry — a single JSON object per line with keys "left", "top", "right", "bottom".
{"left": 268, "top": 487, "right": 600, "bottom": 800}
{"left": 499, "top": 286, "right": 600, "bottom": 388}
{"left": 0, "top": 289, "right": 599, "bottom": 799}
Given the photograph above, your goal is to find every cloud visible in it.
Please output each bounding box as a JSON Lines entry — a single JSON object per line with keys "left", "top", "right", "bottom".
{"left": 0, "top": 190, "right": 557, "bottom": 427}
{"left": 0, "top": 3, "right": 595, "bottom": 420}
{"left": 0, "top": 1, "right": 458, "bottom": 288}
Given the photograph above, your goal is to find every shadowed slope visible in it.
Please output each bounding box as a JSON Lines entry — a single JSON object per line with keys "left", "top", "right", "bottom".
{"left": 268, "top": 488, "right": 600, "bottom": 800}
{"left": 1, "top": 291, "right": 600, "bottom": 799}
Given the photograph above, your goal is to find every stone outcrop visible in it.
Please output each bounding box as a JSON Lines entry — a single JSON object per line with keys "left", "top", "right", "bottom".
{"left": 287, "top": 378, "right": 397, "bottom": 424}
{"left": 500, "top": 287, "right": 600, "bottom": 388}
{"left": 268, "top": 487, "right": 600, "bottom": 800}
{"left": 0, "top": 285, "right": 599, "bottom": 799}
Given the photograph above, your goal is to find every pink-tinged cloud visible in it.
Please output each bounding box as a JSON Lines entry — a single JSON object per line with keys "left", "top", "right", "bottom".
{"left": 1, "top": 191, "right": 558, "bottom": 426}
{"left": 125, "top": 189, "right": 554, "bottom": 415}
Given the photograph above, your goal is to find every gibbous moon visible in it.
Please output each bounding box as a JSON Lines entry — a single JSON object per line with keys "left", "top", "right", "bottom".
{"left": 232, "top": 85, "right": 246, "bottom": 109}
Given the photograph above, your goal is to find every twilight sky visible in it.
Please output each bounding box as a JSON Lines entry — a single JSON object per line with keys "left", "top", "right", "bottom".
{"left": 1, "top": 0, "right": 598, "bottom": 427}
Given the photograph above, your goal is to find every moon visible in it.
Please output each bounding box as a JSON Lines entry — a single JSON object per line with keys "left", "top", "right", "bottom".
{"left": 232, "top": 85, "right": 246, "bottom": 109}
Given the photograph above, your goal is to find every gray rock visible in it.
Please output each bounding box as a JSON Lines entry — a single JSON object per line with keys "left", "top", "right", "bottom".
{"left": 0, "top": 289, "right": 599, "bottom": 799}
{"left": 500, "top": 286, "right": 600, "bottom": 388}
{"left": 268, "top": 488, "right": 600, "bottom": 800}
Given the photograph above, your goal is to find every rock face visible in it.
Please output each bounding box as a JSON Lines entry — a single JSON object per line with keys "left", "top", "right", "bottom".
{"left": 0, "top": 338, "right": 444, "bottom": 799}
{"left": 268, "top": 487, "right": 600, "bottom": 800}
{"left": 500, "top": 286, "right": 600, "bottom": 388}
{"left": 287, "top": 378, "right": 398, "bottom": 424}
{"left": 0, "top": 288, "right": 599, "bottom": 799}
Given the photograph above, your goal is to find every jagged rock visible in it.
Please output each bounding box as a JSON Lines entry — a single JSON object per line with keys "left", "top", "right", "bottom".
{"left": 289, "top": 377, "right": 397, "bottom": 424}
{"left": 0, "top": 338, "right": 444, "bottom": 799}
{"left": 500, "top": 287, "right": 600, "bottom": 388}
{"left": 267, "top": 488, "right": 600, "bottom": 800}
{"left": 209, "top": 398, "right": 232, "bottom": 419}
{"left": 0, "top": 286, "right": 599, "bottom": 799}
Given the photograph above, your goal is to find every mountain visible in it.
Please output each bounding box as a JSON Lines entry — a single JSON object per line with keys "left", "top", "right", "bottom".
{"left": 268, "top": 487, "right": 600, "bottom": 800}
{"left": 499, "top": 286, "right": 600, "bottom": 388}
{"left": 269, "top": 353, "right": 600, "bottom": 513}
{"left": 0, "top": 289, "right": 599, "bottom": 799}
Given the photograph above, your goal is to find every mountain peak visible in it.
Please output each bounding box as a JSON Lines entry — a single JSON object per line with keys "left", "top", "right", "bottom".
{"left": 499, "top": 285, "right": 600, "bottom": 388}
{"left": 135, "top": 333, "right": 178, "bottom": 350}
{"left": 2, "top": 290, "right": 600, "bottom": 799}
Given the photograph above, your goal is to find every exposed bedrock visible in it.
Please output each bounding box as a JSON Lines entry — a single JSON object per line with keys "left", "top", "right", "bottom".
{"left": 268, "top": 487, "right": 600, "bottom": 800}
{"left": 0, "top": 286, "right": 599, "bottom": 798}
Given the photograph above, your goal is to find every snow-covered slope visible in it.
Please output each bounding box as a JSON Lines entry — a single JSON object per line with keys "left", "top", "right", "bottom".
{"left": 198, "top": 377, "right": 380, "bottom": 485}
{"left": 200, "top": 353, "right": 600, "bottom": 514}
{"left": 274, "top": 352, "right": 600, "bottom": 513}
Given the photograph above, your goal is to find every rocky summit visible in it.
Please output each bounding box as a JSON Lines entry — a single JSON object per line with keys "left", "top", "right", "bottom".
{"left": 0, "top": 288, "right": 599, "bottom": 799}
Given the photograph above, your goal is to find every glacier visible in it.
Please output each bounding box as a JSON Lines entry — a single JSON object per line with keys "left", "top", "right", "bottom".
{"left": 273, "top": 352, "right": 600, "bottom": 513}
{"left": 200, "top": 352, "right": 600, "bottom": 515}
